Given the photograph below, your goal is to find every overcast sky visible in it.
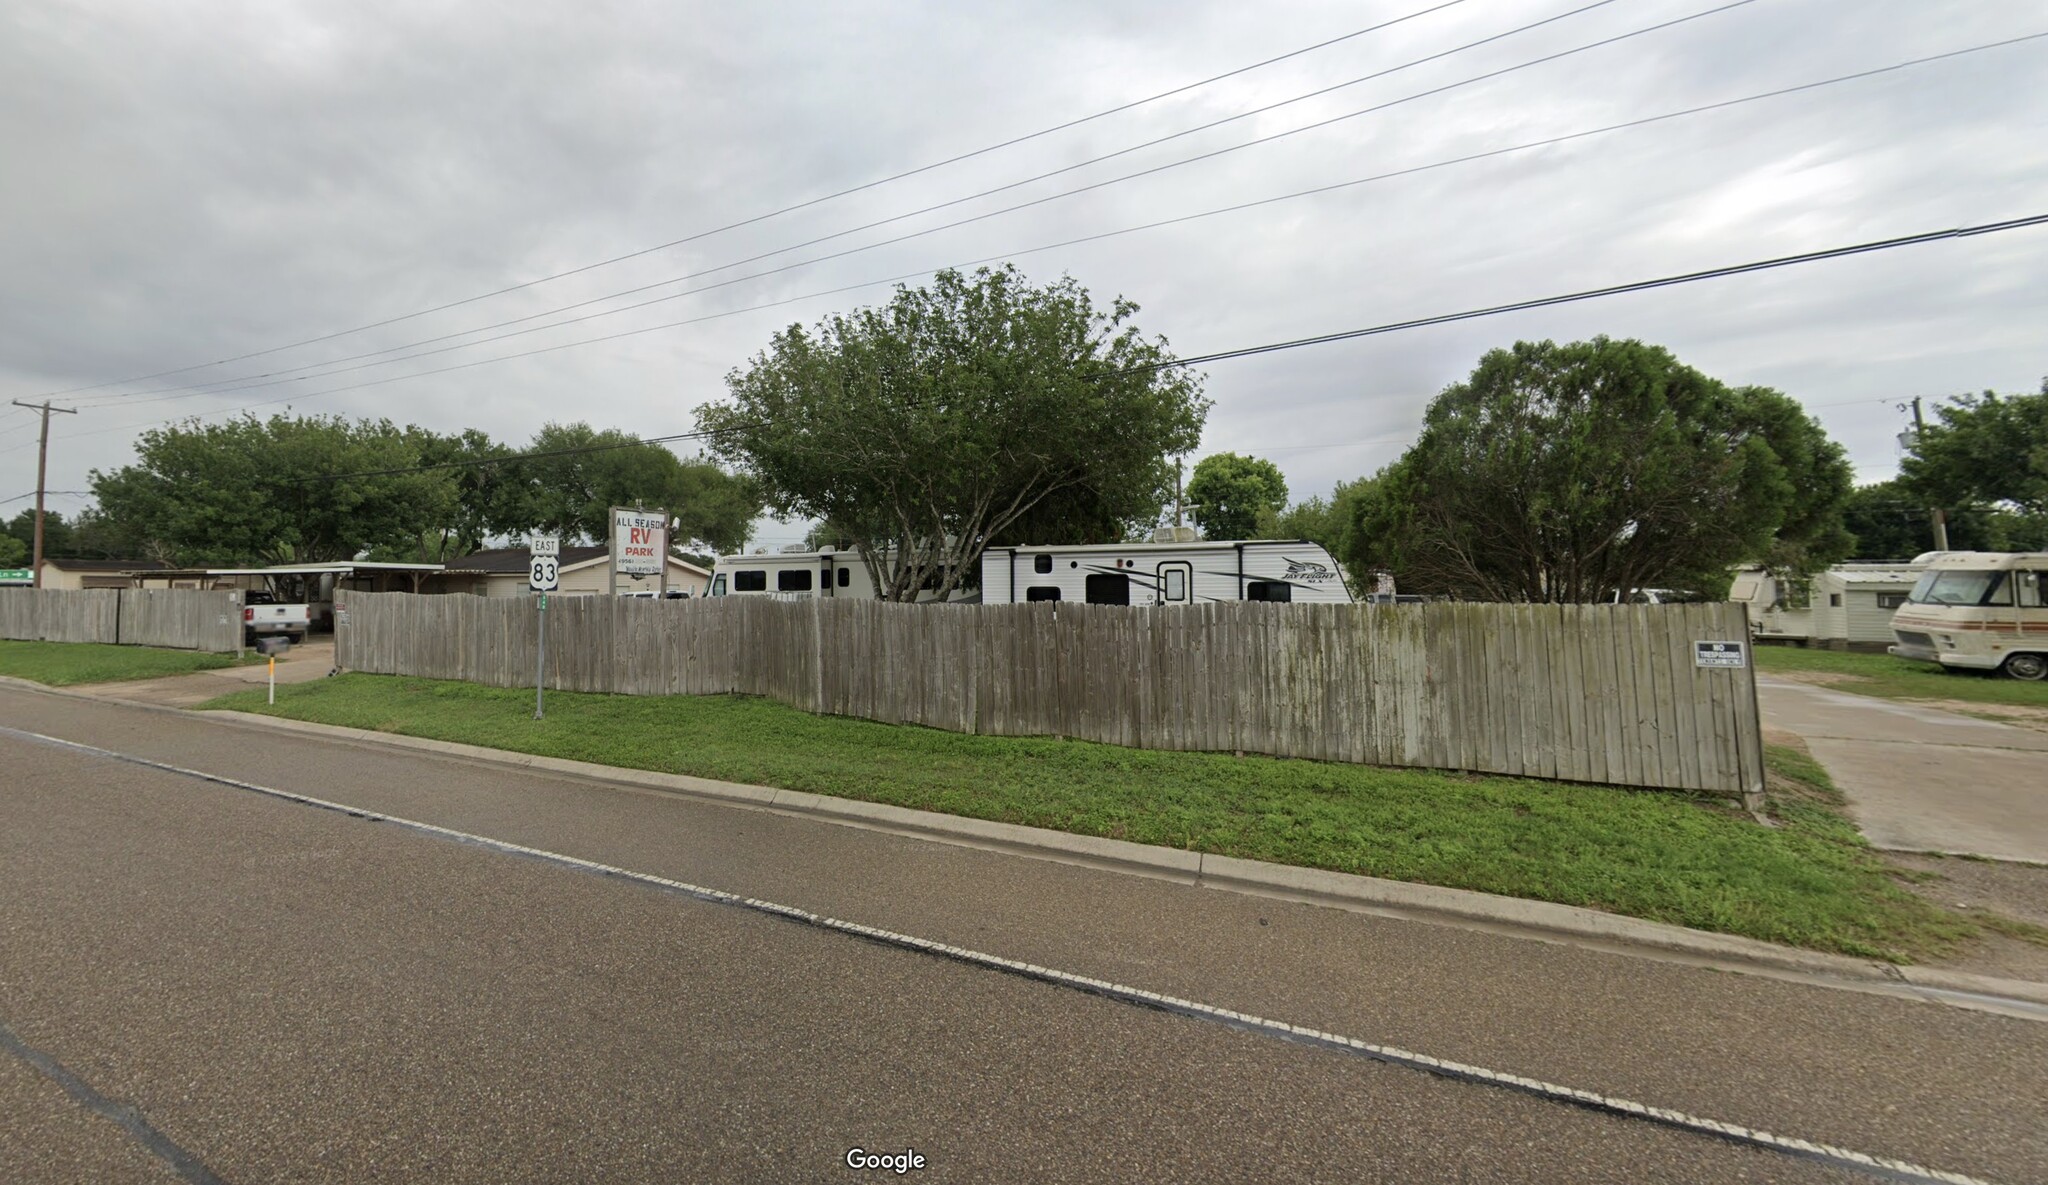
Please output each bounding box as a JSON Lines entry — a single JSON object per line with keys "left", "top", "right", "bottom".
{"left": 3, "top": 0, "right": 2044, "bottom": 548}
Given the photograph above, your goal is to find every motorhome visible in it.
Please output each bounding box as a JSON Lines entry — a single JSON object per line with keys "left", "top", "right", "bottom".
{"left": 1887, "top": 551, "right": 2048, "bottom": 680}
{"left": 980, "top": 539, "right": 1353, "bottom": 605}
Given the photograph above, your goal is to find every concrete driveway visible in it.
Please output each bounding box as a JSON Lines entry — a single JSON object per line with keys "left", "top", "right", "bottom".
{"left": 70, "top": 637, "right": 336, "bottom": 708}
{"left": 1757, "top": 677, "right": 2048, "bottom": 863}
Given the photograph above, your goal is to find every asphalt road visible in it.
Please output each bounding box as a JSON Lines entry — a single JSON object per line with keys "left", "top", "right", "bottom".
{"left": 3, "top": 687, "right": 2045, "bottom": 1183}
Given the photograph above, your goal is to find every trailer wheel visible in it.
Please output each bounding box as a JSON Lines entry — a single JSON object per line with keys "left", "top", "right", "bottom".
{"left": 2002, "top": 653, "right": 2048, "bottom": 681}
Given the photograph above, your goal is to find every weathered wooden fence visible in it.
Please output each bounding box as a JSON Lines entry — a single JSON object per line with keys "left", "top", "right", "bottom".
{"left": 0, "top": 588, "right": 243, "bottom": 652}
{"left": 336, "top": 592, "right": 1765, "bottom": 798}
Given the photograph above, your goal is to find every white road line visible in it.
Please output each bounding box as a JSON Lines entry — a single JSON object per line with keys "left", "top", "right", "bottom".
{"left": 1, "top": 724, "right": 2006, "bottom": 1185}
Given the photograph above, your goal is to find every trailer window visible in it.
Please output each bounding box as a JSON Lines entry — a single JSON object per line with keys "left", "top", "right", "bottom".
{"left": 1034, "top": 554, "right": 1053, "bottom": 574}
{"left": 732, "top": 570, "right": 766, "bottom": 592}
{"left": 1910, "top": 570, "right": 2004, "bottom": 606}
{"left": 1162, "top": 568, "right": 1187, "bottom": 602}
{"left": 711, "top": 574, "right": 727, "bottom": 596}
{"left": 1876, "top": 592, "right": 1907, "bottom": 609}
{"left": 837, "top": 567, "right": 850, "bottom": 588}
{"left": 778, "top": 569, "right": 813, "bottom": 592}
{"left": 1829, "top": 593, "right": 1842, "bottom": 607}
{"left": 1026, "top": 586, "right": 1061, "bottom": 602}
{"left": 1084, "top": 573, "right": 1130, "bottom": 605}
{"left": 1246, "top": 581, "right": 1292, "bottom": 603}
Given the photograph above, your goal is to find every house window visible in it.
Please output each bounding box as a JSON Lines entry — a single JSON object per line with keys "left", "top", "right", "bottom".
{"left": 732, "top": 570, "right": 767, "bottom": 592}
{"left": 1829, "top": 593, "right": 1842, "bottom": 607}
{"left": 1876, "top": 592, "right": 1907, "bottom": 610}
{"left": 1026, "top": 586, "right": 1061, "bottom": 602}
{"left": 1246, "top": 581, "right": 1292, "bottom": 603}
{"left": 837, "top": 567, "right": 850, "bottom": 588}
{"left": 1084, "top": 573, "right": 1130, "bottom": 605}
{"left": 778, "top": 569, "right": 813, "bottom": 592}
{"left": 1034, "top": 554, "right": 1053, "bottom": 574}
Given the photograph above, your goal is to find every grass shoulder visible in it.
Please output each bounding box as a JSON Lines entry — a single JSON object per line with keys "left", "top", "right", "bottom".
{"left": 203, "top": 672, "right": 1986, "bottom": 963}
{"left": 0, "top": 639, "right": 258, "bottom": 686}
{"left": 1753, "top": 645, "right": 2048, "bottom": 709}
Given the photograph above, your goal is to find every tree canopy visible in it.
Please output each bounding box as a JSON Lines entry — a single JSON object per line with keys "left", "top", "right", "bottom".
{"left": 1185, "top": 452, "right": 1288, "bottom": 540}
{"left": 1350, "top": 338, "right": 1854, "bottom": 602}
{"left": 85, "top": 414, "right": 759, "bottom": 566}
{"left": 1900, "top": 379, "right": 2048, "bottom": 520}
{"left": 701, "top": 265, "right": 1208, "bottom": 600}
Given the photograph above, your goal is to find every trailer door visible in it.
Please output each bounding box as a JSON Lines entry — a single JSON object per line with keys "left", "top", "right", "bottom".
{"left": 1156, "top": 561, "right": 1192, "bottom": 605}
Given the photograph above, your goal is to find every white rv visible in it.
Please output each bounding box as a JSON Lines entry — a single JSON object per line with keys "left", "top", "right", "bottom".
{"left": 980, "top": 539, "right": 1353, "bottom": 605}
{"left": 1730, "top": 563, "right": 1923, "bottom": 649}
{"left": 707, "top": 548, "right": 975, "bottom": 601}
{"left": 1888, "top": 551, "right": 2048, "bottom": 680}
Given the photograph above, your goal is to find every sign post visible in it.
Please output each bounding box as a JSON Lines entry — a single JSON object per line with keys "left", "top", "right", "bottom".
{"left": 529, "top": 535, "right": 560, "bottom": 719}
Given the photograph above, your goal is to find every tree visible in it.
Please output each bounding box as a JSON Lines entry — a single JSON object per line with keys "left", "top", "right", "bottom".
{"left": 6, "top": 509, "right": 76, "bottom": 559}
{"left": 1357, "top": 338, "right": 1851, "bottom": 602}
{"left": 89, "top": 414, "right": 460, "bottom": 565}
{"left": 702, "top": 265, "right": 1207, "bottom": 600}
{"left": 1900, "top": 380, "right": 2048, "bottom": 520}
{"left": 0, "top": 533, "right": 25, "bottom": 567}
{"left": 1186, "top": 453, "right": 1287, "bottom": 540}
{"left": 497, "top": 423, "right": 758, "bottom": 554}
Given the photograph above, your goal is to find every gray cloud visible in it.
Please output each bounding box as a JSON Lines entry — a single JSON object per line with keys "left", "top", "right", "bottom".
{"left": 3, "top": 0, "right": 2043, "bottom": 544}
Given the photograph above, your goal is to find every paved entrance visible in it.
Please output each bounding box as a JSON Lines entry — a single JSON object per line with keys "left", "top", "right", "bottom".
{"left": 71, "top": 637, "right": 336, "bottom": 708}
{"left": 1757, "top": 677, "right": 2048, "bottom": 863}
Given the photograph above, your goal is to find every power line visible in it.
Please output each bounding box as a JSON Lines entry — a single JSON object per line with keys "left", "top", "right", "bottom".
{"left": 28, "top": 0, "right": 1471, "bottom": 402}
{"left": 1128, "top": 214, "right": 2048, "bottom": 374}
{"left": 61, "top": 27, "right": 2040, "bottom": 435}
{"left": 72, "top": 0, "right": 1712, "bottom": 407}
{"left": 268, "top": 211, "right": 2048, "bottom": 487}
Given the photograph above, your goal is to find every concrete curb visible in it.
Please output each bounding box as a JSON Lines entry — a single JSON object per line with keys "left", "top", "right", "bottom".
{"left": 6, "top": 674, "right": 2046, "bottom": 1012}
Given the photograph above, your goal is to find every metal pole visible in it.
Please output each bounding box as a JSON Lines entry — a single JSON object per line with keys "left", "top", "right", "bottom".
{"left": 1911, "top": 398, "right": 1950, "bottom": 551}
{"left": 11, "top": 400, "right": 79, "bottom": 588}
{"left": 534, "top": 592, "right": 547, "bottom": 719}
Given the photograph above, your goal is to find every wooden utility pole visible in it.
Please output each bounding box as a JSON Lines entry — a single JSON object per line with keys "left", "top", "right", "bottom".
{"left": 1910, "top": 397, "right": 1950, "bottom": 551}
{"left": 10, "top": 400, "right": 78, "bottom": 588}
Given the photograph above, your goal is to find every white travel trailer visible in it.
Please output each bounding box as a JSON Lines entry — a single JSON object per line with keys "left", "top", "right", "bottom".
{"left": 1888, "top": 551, "right": 2048, "bottom": 680}
{"left": 706, "top": 548, "right": 975, "bottom": 601}
{"left": 980, "top": 539, "right": 1354, "bottom": 605}
{"left": 1730, "top": 563, "right": 1923, "bottom": 649}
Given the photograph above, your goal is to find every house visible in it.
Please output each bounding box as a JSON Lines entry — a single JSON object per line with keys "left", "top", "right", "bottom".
{"left": 35, "top": 557, "right": 171, "bottom": 590}
{"left": 1730, "top": 562, "right": 1921, "bottom": 650}
{"left": 428, "top": 546, "right": 712, "bottom": 598}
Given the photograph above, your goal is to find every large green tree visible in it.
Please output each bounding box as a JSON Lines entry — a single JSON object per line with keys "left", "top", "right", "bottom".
{"left": 496, "top": 422, "right": 759, "bottom": 554}
{"left": 1186, "top": 452, "right": 1288, "bottom": 540}
{"left": 701, "top": 265, "right": 1208, "bottom": 600}
{"left": 1900, "top": 379, "right": 2048, "bottom": 523}
{"left": 1355, "top": 338, "right": 1853, "bottom": 602}
{"left": 0, "top": 533, "right": 25, "bottom": 567}
{"left": 89, "top": 414, "right": 459, "bottom": 565}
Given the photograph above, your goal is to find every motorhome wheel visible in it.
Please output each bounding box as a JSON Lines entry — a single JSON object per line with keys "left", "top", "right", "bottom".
{"left": 2001, "top": 653, "right": 2048, "bottom": 681}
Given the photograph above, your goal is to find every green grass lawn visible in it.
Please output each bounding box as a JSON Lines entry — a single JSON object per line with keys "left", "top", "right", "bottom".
{"left": 1754, "top": 645, "right": 2048, "bottom": 708}
{"left": 0, "top": 639, "right": 254, "bottom": 686}
{"left": 203, "top": 673, "right": 1982, "bottom": 962}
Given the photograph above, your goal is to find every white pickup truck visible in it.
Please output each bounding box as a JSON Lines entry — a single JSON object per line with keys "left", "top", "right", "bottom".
{"left": 243, "top": 591, "right": 310, "bottom": 643}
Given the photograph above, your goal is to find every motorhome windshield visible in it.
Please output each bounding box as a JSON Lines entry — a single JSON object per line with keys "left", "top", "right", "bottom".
{"left": 1908, "top": 569, "right": 2004, "bottom": 606}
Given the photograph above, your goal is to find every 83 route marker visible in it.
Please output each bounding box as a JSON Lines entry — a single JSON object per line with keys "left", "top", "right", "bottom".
{"left": 529, "top": 534, "right": 561, "bottom": 592}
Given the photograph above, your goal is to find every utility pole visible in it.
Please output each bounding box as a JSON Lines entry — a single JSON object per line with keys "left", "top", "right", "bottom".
{"left": 10, "top": 400, "right": 79, "bottom": 588}
{"left": 1173, "top": 459, "right": 1185, "bottom": 529}
{"left": 1909, "top": 397, "right": 1950, "bottom": 551}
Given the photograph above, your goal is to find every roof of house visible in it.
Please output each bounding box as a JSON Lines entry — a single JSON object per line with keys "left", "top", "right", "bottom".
{"left": 43, "top": 558, "right": 171, "bottom": 573}
{"left": 438, "top": 547, "right": 713, "bottom": 577}
{"left": 439, "top": 545, "right": 608, "bottom": 574}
